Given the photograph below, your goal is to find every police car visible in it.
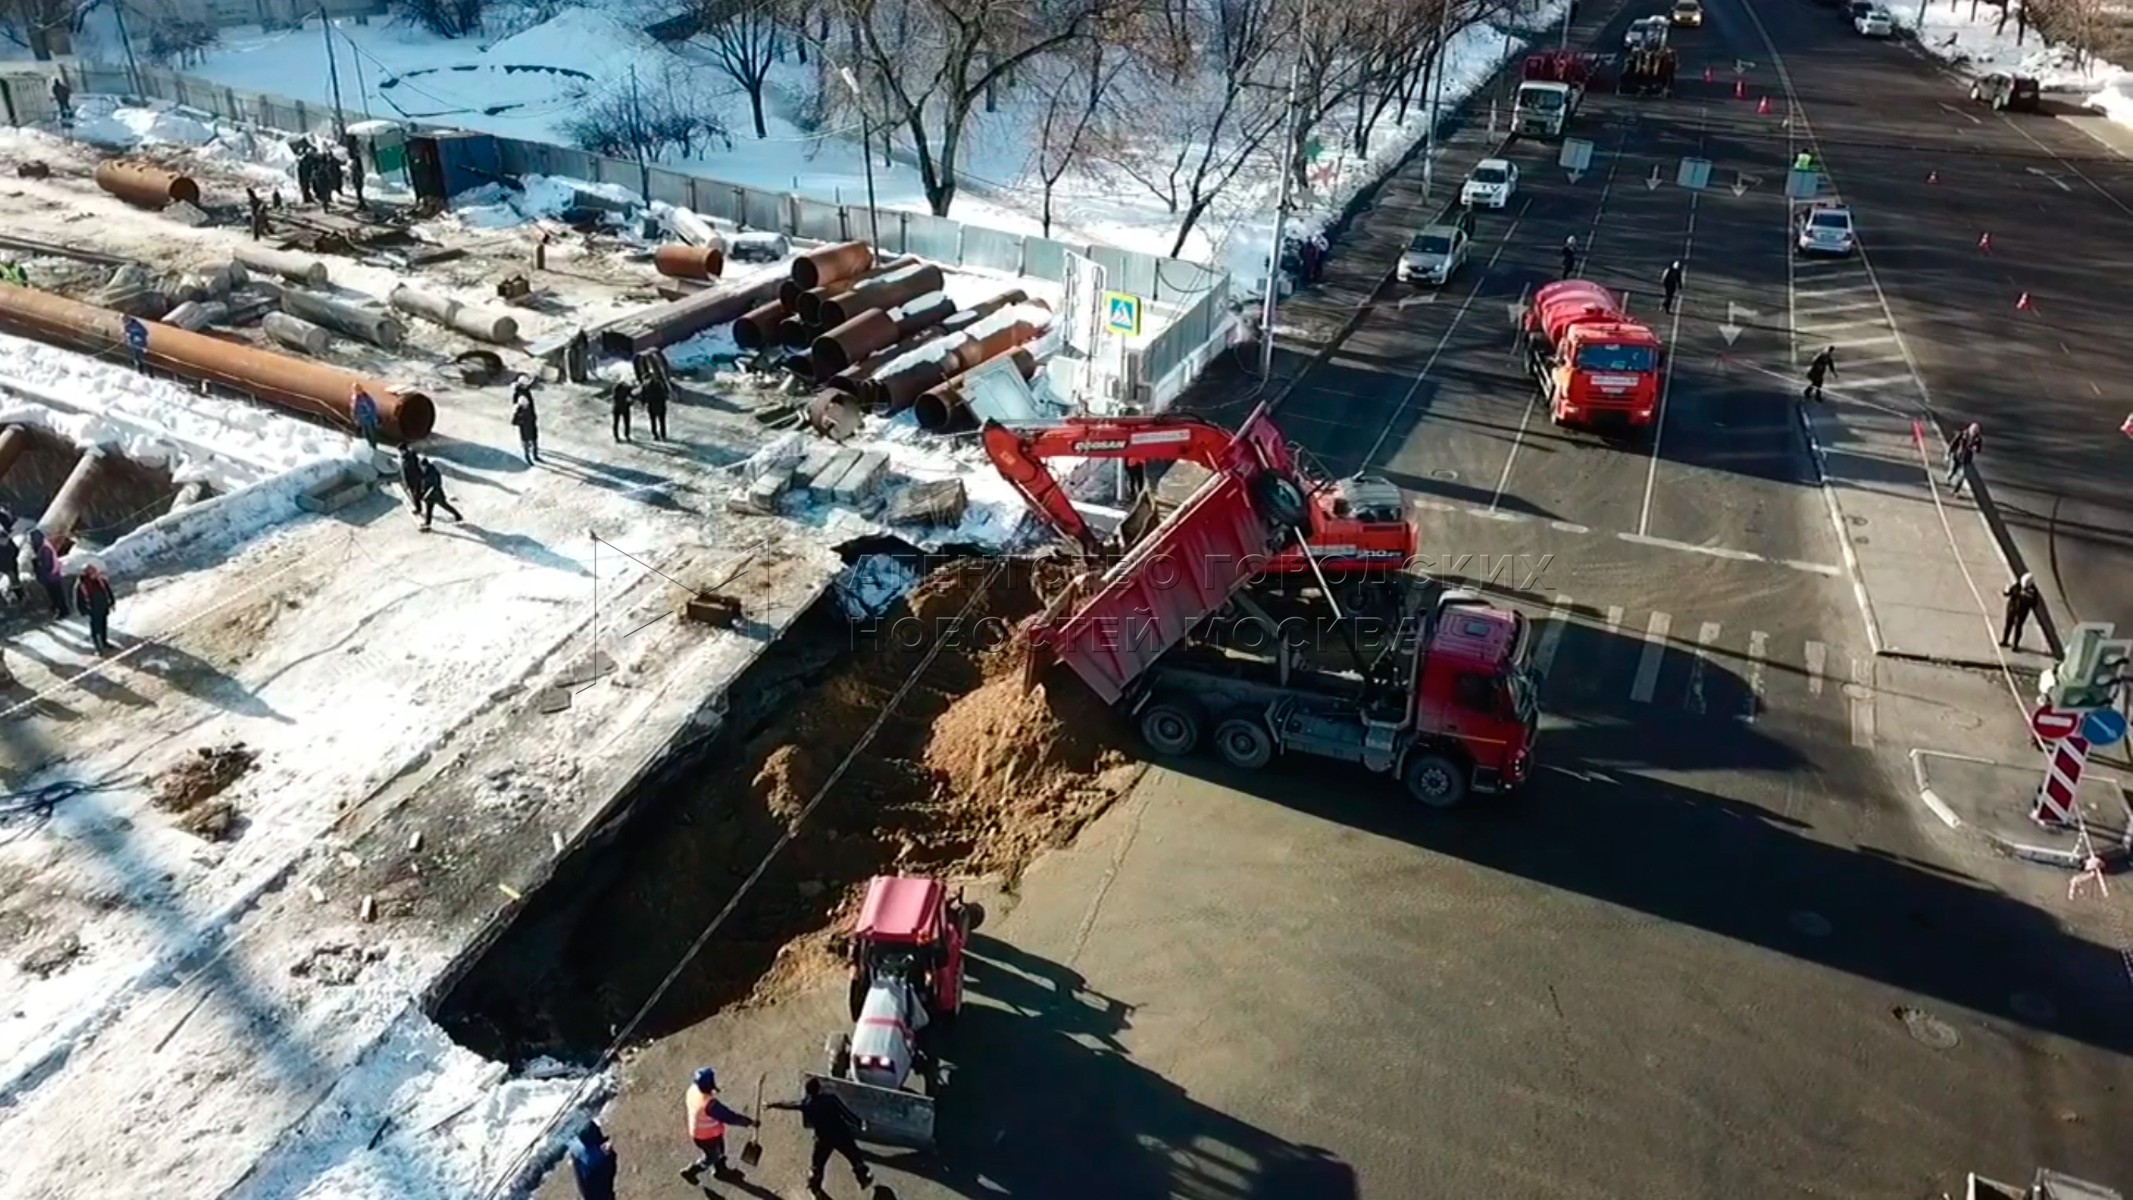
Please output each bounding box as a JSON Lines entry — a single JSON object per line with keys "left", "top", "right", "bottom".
{"left": 1796, "top": 203, "right": 1857, "bottom": 256}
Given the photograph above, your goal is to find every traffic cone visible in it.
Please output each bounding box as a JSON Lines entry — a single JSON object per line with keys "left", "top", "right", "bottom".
{"left": 1757, "top": 96, "right": 1771, "bottom": 115}
{"left": 2121, "top": 412, "right": 2133, "bottom": 438}
{"left": 1704, "top": 65, "right": 1714, "bottom": 83}
{"left": 1735, "top": 79, "right": 1746, "bottom": 99}
{"left": 2016, "top": 292, "right": 2032, "bottom": 311}
{"left": 1978, "top": 232, "right": 1991, "bottom": 252}
{"left": 1927, "top": 170, "right": 1938, "bottom": 183}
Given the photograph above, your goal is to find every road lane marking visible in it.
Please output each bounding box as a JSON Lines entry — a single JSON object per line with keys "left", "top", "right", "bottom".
{"left": 1839, "top": 353, "right": 1912, "bottom": 372}
{"left": 1616, "top": 531, "right": 1842, "bottom": 575}
{"left": 1606, "top": 605, "right": 1625, "bottom": 644}
{"left": 1806, "top": 640, "right": 1826, "bottom": 695}
{"left": 1639, "top": 105, "right": 1708, "bottom": 539}
{"left": 1743, "top": 630, "right": 1768, "bottom": 721}
{"left": 1825, "top": 372, "right": 1918, "bottom": 393}
{"left": 1533, "top": 594, "right": 1573, "bottom": 679}
{"left": 1938, "top": 101, "right": 1983, "bottom": 125}
{"left": 1821, "top": 334, "right": 1898, "bottom": 350}
{"left": 1631, "top": 611, "right": 1671, "bottom": 704}
{"left": 1685, "top": 620, "right": 1720, "bottom": 714}
{"left": 1357, "top": 196, "right": 1535, "bottom": 472}
{"left": 1849, "top": 655, "right": 1876, "bottom": 747}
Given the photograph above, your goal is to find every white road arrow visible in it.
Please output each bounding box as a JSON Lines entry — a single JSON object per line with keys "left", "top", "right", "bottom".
{"left": 1566, "top": 168, "right": 1586, "bottom": 184}
{"left": 1734, "top": 58, "right": 1756, "bottom": 73}
{"left": 1398, "top": 293, "right": 1439, "bottom": 309}
{"left": 2027, "top": 166, "right": 2073, "bottom": 193}
{"left": 1719, "top": 301, "right": 1757, "bottom": 345}
{"left": 1646, "top": 165, "right": 1663, "bottom": 190}
{"left": 1730, "top": 172, "right": 1754, "bottom": 197}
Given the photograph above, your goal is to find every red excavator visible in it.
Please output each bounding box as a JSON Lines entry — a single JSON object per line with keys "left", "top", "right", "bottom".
{"left": 980, "top": 413, "right": 1416, "bottom": 591}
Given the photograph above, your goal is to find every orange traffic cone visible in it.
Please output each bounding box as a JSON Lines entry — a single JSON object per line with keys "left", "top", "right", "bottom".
{"left": 1927, "top": 170, "right": 1939, "bottom": 183}
{"left": 1757, "top": 96, "right": 1772, "bottom": 115}
{"left": 2122, "top": 412, "right": 2133, "bottom": 437}
{"left": 2016, "top": 292, "right": 2033, "bottom": 311}
{"left": 1978, "top": 232, "right": 1991, "bottom": 252}
{"left": 1704, "top": 65, "right": 1714, "bottom": 83}
{"left": 1735, "top": 79, "right": 1746, "bottom": 99}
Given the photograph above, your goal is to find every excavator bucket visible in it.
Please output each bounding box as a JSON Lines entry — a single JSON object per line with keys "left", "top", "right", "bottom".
{"left": 803, "top": 1073, "right": 937, "bottom": 1151}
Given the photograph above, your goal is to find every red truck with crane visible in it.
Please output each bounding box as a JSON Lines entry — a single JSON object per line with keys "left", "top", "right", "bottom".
{"left": 1523, "top": 279, "right": 1665, "bottom": 431}
{"left": 995, "top": 407, "right": 1541, "bottom": 807}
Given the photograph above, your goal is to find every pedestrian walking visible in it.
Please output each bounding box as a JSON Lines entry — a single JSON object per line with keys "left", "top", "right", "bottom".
{"left": 296, "top": 147, "right": 318, "bottom": 206}
{"left": 568, "top": 1120, "right": 618, "bottom": 1200}
{"left": 1661, "top": 260, "right": 1684, "bottom": 313}
{"left": 768, "top": 1077, "right": 874, "bottom": 1193}
{"left": 418, "top": 458, "right": 464, "bottom": 530}
{"left": 1310, "top": 233, "right": 1329, "bottom": 283}
{"left": 536, "top": 231, "right": 553, "bottom": 272}
{"left": 350, "top": 386, "right": 381, "bottom": 453}
{"left": 341, "top": 133, "right": 366, "bottom": 208}
{"left": 73, "top": 564, "right": 114, "bottom": 654}
{"left": 640, "top": 374, "right": 669, "bottom": 442}
{"left": 317, "top": 150, "right": 342, "bottom": 210}
{"left": 1945, "top": 421, "right": 1982, "bottom": 494}
{"left": 610, "top": 380, "right": 635, "bottom": 443}
{"left": 1803, "top": 345, "right": 1836, "bottom": 402}
{"left": 48, "top": 74, "right": 71, "bottom": 124}
{"left": 564, "top": 329, "right": 591, "bottom": 384}
{"left": 2001, "top": 571, "right": 2041, "bottom": 649}
{"left": 398, "top": 444, "right": 424, "bottom": 514}
{"left": 511, "top": 391, "right": 541, "bottom": 464}
{"left": 679, "top": 1067, "right": 754, "bottom": 1184}
{"left": 246, "top": 187, "right": 268, "bottom": 241}
{"left": 1560, "top": 236, "right": 1579, "bottom": 279}
{"left": 27, "top": 529, "right": 65, "bottom": 618}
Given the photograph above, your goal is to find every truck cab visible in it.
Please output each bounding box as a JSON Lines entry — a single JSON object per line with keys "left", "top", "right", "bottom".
{"left": 1514, "top": 81, "right": 1576, "bottom": 137}
{"left": 1401, "top": 594, "right": 1541, "bottom": 802}
{"left": 1526, "top": 279, "right": 1664, "bottom": 429}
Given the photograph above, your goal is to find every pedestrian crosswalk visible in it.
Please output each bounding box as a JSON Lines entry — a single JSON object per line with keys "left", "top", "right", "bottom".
{"left": 1788, "top": 250, "right": 1926, "bottom": 414}
{"left": 1516, "top": 595, "right": 1857, "bottom": 736}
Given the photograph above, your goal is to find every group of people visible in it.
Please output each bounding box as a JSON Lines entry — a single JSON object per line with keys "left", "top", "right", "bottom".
{"left": 2, "top": 512, "right": 117, "bottom": 656}
{"left": 564, "top": 1070, "right": 874, "bottom": 1200}
{"left": 395, "top": 445, "right": 463, "bottom": 530}
{"left": 609, "top": 350, "right": 675, "bottom": 443}
{"left": 294, "top": 136, "right": 364, "bottom": 210}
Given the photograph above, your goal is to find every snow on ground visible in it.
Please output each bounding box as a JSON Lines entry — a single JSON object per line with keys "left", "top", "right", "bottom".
{"left": 162, "top": 2, "right": 1565, "bottom": 287}
{"left": 1893, "top": 0, "right": 2133, "bottom": 117}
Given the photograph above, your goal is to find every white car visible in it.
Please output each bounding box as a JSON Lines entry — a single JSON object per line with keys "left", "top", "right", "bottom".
{"left": 1855, "top": 6, "right": 1893, "bottom": 35}
{"left": 1461, "top": 158, "right": 1519, "bottom": 209}
{"left": 1796, "top": 204, "right": 1857, "bottom": 255}
{"left": 1398, "top": 224, "right": 1472, "bottom": 285}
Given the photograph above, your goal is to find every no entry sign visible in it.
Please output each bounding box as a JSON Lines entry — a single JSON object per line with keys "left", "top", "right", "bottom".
{"left": 2032, "top": 704, "right": 2083, "bottom": 742}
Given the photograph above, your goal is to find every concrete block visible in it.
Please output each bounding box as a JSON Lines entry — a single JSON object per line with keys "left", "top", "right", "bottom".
{"left": 885, "top": 477, "right": 967, "bottom": 526}
{"left": 748, "top": 468, "right": 791, "bottom": 509}
{"left": 803, "top": 448, "right": 861, "bottom": 496}
{"left": 791, "top": 444, "right": 841, "bottom": 490}
{"left": 682, "top": 593, "right": 743, "bottom": 627}
{"left": 828, "top": 450, "right": 889, "bottom": 507}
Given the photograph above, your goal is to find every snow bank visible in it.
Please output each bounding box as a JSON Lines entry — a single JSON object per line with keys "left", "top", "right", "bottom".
{"left": 1892, "top": 0, "right": 2133, "bottom": 104}
{"left": 93, "top": 457, "right": 350, "bottom": 580}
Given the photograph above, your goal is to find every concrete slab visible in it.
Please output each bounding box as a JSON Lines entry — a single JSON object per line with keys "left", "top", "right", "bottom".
{"left": 1911, "top": 747, "right": 2133, "bottom": 869}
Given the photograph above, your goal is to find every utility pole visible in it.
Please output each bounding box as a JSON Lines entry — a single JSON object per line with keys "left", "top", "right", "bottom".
{"left": 1420, "top": 0, "right": 1453, "bottom": 200}
{"left": 839, "top": 66, "right": 881, "bottom": 249}
{"left": 1260, "top": 0, "right": 1307, "bottom": 381}
{"left": 1560, "top": 0, "right": 1573, "bottom": 49}
{"left": 320, "top": 7, "right": 346, "bottom": 138}
{"left": 111, "top": 0, "right": 142, "bottom": 97}
{"left": 628, "top": 64, "right": 650, "bottom": 203}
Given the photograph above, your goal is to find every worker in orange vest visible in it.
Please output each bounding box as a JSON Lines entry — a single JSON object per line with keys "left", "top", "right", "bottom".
{"left": 679, "top": 1067, "right": 754, "bottom": 1185}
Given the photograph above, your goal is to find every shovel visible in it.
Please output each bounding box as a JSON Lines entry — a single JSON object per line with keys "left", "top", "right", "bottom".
{"left": 739, "top": 1072, "right": 765, "bottom": 1167}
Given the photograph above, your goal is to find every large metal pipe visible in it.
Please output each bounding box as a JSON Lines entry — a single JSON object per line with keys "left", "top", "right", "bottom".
{"left": 0, "top": 281, "right": 434, "bottom": 441}
{"left": 912, "top": 347, "right": 1041, "bottom": 432}
{"left": 600, "top": 269, "right": 785, "bottom": 357}
{"left": 37, "top": 447, "right": 105, "bottom": 543}
{"left": 868, "top": 314, "right": 1047, "bottom": 413}
{"left": 654, "top": 244, "right": 724, "bottom": 280}
{"left": 778, "top": 279, "right": 805, "bottom": 312}
{"left": 281, "top": 289, "right": 406, "bottom": 349}
{"left": 776, "top": 316, "right": 813, "bottom": 350}
{"left": 94, "top": 161, "right": 200, "bottom": 210}
{"left": 731, "top": 301, "right": 787, "bottom": 352}
{"left": 162, "top": 300, "right": 229, "bottom": 332}
{"left": 233, "top": 244, "right": 329, "bottom": 286}
{"left": 389, "top": 285, "right": 520, "bottom": 344}
{"left": 0, "top": 425, "right": 30, "bottom": 482}
{"left": 262, "top": 312, "right": 331, "bottom": 355}
{"left": 793, "top": 258, "right": 911, "bottom": 326}
{"left": 790, "top": 240, "right": 873, "bottom": 291}
{"left": 823, "top": 307, "right": 995, "bottom": 398}
{"left": 811, "top": 292, "right": 959, "bottom": 380}
{"left": 818, "top": 263, "right": 947, "bottom": 328}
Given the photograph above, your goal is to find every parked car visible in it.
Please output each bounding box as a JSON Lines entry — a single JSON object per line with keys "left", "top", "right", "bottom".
{"left": 1399, "top": 224, "right": 1472, "bottom": 286}
{"left": 1670, "top": 0, "right": 1703, "bottom": 26}
{"left": 1625, "top": 14, "right": 1670, "bottom": 48}
{"left": 1461, "top": 158, "right": 1520, "bottom": 209}
{"left": 1846, "top": 1, "right": 1873, "bottom": 23}
{"left": 1971, "top": 72, "right": 2041, "bottom": 111}
{"left": 1855, "top": 6, "right": 1894, "bottom": 35}
{"left": 1796, "top": 203, "right": 1857, "bottom": 256}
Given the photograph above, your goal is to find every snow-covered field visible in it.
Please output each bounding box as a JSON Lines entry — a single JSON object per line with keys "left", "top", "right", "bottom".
{"left": 143, "top": 2, "right": 1564, "bottom": 284}
{"left": 1893, "top": 0, "right": 2133, "bottom": 118}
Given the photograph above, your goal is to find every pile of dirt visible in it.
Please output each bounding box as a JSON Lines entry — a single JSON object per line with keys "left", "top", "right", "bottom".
{"left": 153, "top": 743, "right": 255, "bottom": 841}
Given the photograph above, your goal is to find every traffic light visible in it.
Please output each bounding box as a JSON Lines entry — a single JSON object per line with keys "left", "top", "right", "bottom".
{"left": 2044, "top": 622, "right": 2132, "bottom": 711}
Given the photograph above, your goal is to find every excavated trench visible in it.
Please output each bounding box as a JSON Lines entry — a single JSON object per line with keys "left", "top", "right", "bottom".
{"left": 0, "top": 426, "right": 192, "bottom": 546}
{"left": 435, "top": 553, "right": 1141, "bottom": 1064}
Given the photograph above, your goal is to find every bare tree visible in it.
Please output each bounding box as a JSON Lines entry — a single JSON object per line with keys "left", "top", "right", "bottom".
{"left": 694, "top": 0, "right": 786, "bottom": 139}
{"left": 1033, "top": 39, "right": 1121, "bottom": 237}
{"left": 0, "top": 0, "right": 74, "bottom": 59}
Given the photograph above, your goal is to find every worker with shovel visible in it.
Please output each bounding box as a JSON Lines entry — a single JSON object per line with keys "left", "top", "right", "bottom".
{"left": 768, "top": 1077, "right": 875, "bottom": 1193}
{"left": 680, "top": 1067, "right": 755, "bottom": 1185}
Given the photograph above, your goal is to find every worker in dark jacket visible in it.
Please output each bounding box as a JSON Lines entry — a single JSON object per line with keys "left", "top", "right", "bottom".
{"left": 295, "top": 147, "right": 317, "bottom": 205}
{"left": 398, "top": 444, "right": 424, "bottom": 514}
{"left": 351, "top": 386, "right": 381, "bottom": 453}
{"left": 1804, "top": 346, "right": 1837, "bottom": 402}
{"left": 27, "top": 528, "right": 64, "bottom": 618}
{"left": 511, "top": 376, "right": 541, "bottom": 464}
{"left": 640, "top": 373, "right": 670, "bottom": 441}
{"left": 1560, "top": 236, "right": 1579, "bottom": 279}
{"left": 610, "top": 380, "right": 635, "bottom": 443}
{"left": 2001, "top": 571, "right": 2042, "bottom": 649}
{"left": 341, "top": 132, "right": 366, "bottom": 208}
{"left": 768, "top": 1077, "right": 874, "bottom": 1191}
{"left": 418, "top": 457, "right": 463, "bottom": 530}
{"left": 568, "top": 1120, "right": 618, "bottom": 1200}
{"left": 73, "top": 563, "right": 115, "bottom": 654}
{"left": 1, "top": 513, "right": 21, "bottom": 606}
{"left": 1661, "top": 260, "right": 1684, "bottom": 313}
{"left": 48, "top": 74, "right": 72, "bottom": 123}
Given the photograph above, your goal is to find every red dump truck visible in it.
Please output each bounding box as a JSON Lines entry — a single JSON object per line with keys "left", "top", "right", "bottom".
{"left": 1523, "top": 279, "right": 1665, "bottom": 430}
{"left": 1011, "top": 407, "right": 1541, "bottom": 807}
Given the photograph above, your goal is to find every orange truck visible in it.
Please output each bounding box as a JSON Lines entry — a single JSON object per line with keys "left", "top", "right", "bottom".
{"left": 1523, "top": 279, "right": 1665, "bottom": 430}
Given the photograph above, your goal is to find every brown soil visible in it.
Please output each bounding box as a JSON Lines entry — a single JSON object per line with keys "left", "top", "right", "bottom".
{"left": 154, "top": 744, "right": 256, "bottom": 841}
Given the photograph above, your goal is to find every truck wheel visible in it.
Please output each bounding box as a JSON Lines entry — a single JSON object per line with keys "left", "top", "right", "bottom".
{"left": 1403, "top": 753, "right": 1469, "bottom": 808}
{"left": 1140, "top": 699, "right": 1204, "bottom": 756}
{"left": 1213, "top": 718, "right": 1274, "bottom": 770}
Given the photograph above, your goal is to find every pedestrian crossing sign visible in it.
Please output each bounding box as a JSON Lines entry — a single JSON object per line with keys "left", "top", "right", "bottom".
{"left": 1103, "top": 291, "right": 1142, "bottom": 338}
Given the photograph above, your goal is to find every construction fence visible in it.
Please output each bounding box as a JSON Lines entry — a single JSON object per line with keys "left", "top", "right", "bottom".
{"left": 2, "top": 62, "right": 1238, "bottom": 411}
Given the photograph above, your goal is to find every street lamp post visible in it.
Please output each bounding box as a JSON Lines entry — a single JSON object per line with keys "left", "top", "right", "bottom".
{"left": 1259, "top": 0, "right": 1307, "bottom": 381}
{"left": 838, "top": 66, "right": 882, "bottom": 250}
{"left": 1420, "top": 0, "right": 1454, "bottom": 200}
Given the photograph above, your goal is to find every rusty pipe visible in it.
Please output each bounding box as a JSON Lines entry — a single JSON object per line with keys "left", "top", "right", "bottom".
{"left": 0, "top": 425, "right": 30, "bottom": 482}
{"left": 817, "top": 264, "right": 946, "bottom": 328}
{"left": 789, "top": 240, "right": 874, "bottom": 291}
{"left": 38, "top": 447, "right": 105, "bottom": 543}
{"left": 811, "top": 293, "right": 959, "bottom": 380}
{"left": 731, "top": 300, "right": 787, "bottom": 352}
{"left": 0, "top": 282, "right": 435, "bottom": 442}
{"left": 778, "top": 278, "right": 805, "bottom": 312}
{"left": 912, "top": 347, "right": 1040, "bottom": 432}
{"left": 655, "top": 244, "right": 724, "bottom": 280}
{"left": 793, "top": 257, "right": 907, "bottom": 326}
{"left": 807, "top": 390, "right": 865, "bottom": 440}
{"left": 824, "top": 305, "right": 999, "bottom": 396}
{"left": 95, "top": 161, "right": 201, "bottom": 210}
{"left": 869, "top": 319, "right": 1044, "bottom": 413}
{"left": 776, "top": 316, "right": 814, "bottom": 350}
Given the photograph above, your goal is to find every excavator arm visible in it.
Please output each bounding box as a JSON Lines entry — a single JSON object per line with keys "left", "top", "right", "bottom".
{"left": 980, "top": 414, "right": 1246, "bottom": 556}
